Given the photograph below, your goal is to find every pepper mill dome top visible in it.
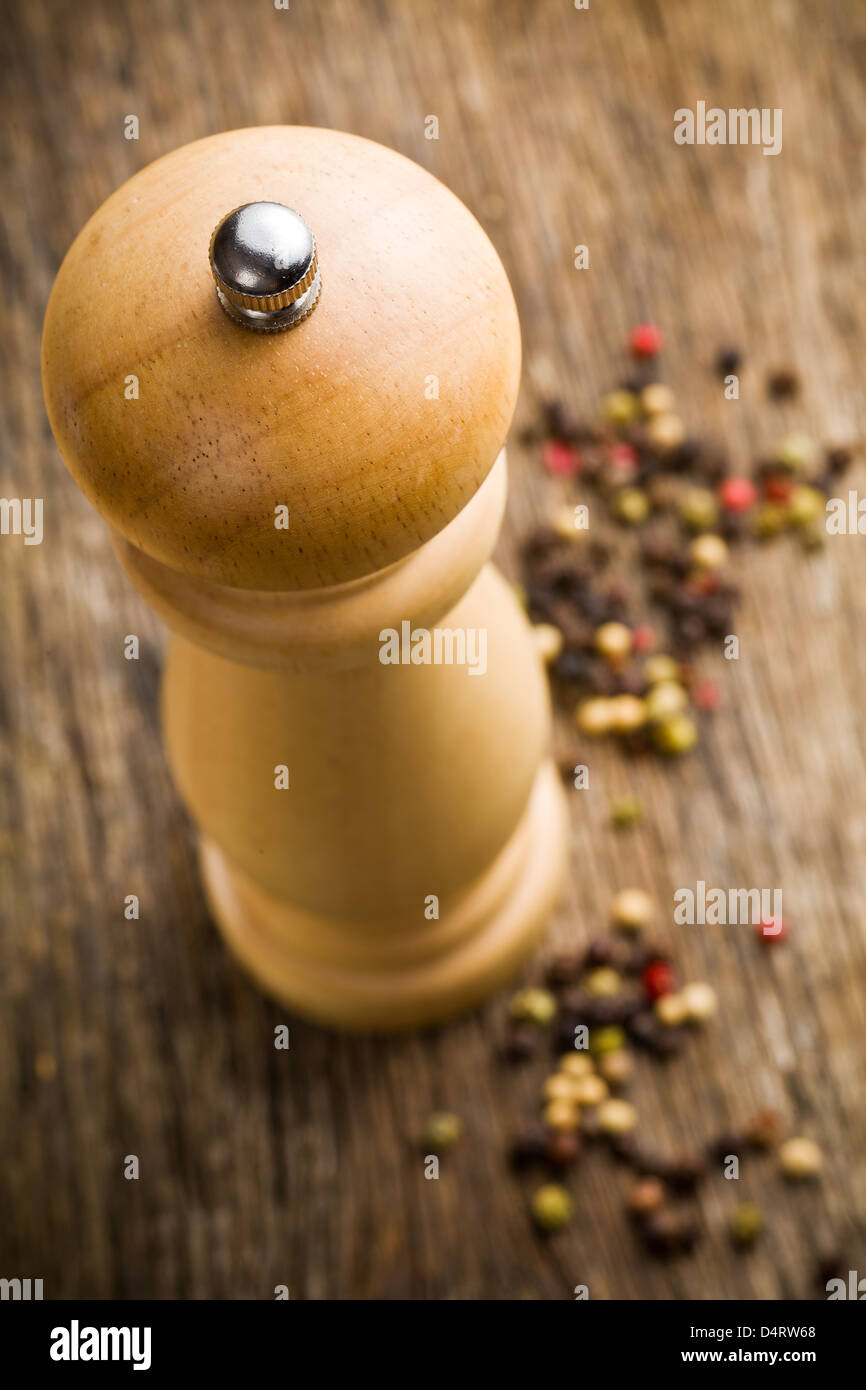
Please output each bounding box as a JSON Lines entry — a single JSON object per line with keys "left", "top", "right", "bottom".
{"left": 42, "top": 126, "right": 521, "bottom": 591}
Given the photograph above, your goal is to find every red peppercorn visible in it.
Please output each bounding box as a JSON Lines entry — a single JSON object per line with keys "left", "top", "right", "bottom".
{"left": 542, "top": 439, "right": 581, "bottom": 477}
{"left": 718, "top": 477, "right": 757, "bottom": 513}
{"left": 756, "top": 915, "right": 789, "bottom": 944}
{"left": 763, "top": 474, "right": 792, "bottom": 503}
{"left": 629, "top": 323, "right": 663, "bottom": 359}
{"left": 692, "top": 679, "right": 721, "bottom": 712}
{"left": 632, "top": 624, "right": 657, "bottom": 654}
{"left": 642, "top": 959, "right": 676, "bottom": 1001}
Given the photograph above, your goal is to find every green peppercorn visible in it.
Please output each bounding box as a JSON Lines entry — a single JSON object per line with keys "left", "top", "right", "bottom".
{"left": 787, "top": 484, "right": 825, "bottom": 528}
{"left": 423, "top": 1112, "right": 462, "bottom": 1152}
{"left": 614, "top": 487, "right": 651, "bottom": 525}
{"left": 611, "top": 794, "right": 644, "bottom": 829}
{"left": 530, "top": 1183, "right": 574, "bottom": 1231}
{"left": 602, "top": 389, "right": 640, "bottom": 428}
{"left": 679, "top": 487, "right": 719, "bottom": 532}
{"left": 776, "top": 433, "right": 816, "bottom": 472}
{"left": 585, "top": 966, "right": 621, "bottom": 997}
{"left": 652, "top": 712, "right": 698, "bottom": 755}
{"left": 753, "top": 500, "right": 789, "bottom": 539}
{"left": 590, "top": 1025, "right": 627, "bottom": 1057}
{"left": 509, "top": 986, "right": 557, "bottom": 1027}
{"left": 730, "top": 1202, "right": 765, "bottom": 1247}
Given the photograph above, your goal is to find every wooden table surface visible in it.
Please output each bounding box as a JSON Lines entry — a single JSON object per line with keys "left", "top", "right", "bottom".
{"left": 2, "top": 0, "right": 865, "bottom": 1300}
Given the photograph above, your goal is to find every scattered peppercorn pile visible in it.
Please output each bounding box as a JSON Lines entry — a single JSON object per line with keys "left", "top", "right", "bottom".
{"left": 520, "top": 327, "right": 857, "bottom": 758}
{"left": 494, "top": 887, "right": 827, "bottom": 1255}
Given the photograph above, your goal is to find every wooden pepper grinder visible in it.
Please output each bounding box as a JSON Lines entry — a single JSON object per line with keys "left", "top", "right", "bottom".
{"left": 42, "top": 126, "right": 568, "bottom": 1030}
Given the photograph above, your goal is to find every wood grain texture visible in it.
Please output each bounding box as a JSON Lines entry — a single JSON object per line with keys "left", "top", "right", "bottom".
{"left": 1, "top": 0, "right": 865, "bottom": 1299}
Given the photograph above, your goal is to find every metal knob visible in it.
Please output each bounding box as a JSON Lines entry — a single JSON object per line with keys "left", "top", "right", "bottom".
{"left": 209, "top": 202, "right": 321, "bottom": 333}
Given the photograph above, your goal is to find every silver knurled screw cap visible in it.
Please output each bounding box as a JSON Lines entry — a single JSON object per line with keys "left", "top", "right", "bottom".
{"left": 209, "top": 202, "right": 321, "bottom": 333}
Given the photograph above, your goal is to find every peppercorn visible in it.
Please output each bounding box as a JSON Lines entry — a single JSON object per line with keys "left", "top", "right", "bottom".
{"left": 509, "top": 987, "right": 557, "bottom": 1027}
{"left": 503, "top": 1024, "right": 539, "bottom": 1063}
{"left": 543, "top": 1072, "right": 581, "bottom": 1105}
{"left": 643, "top": 654, "right": 681, "bottom": 686}
{"left": 642, "top": 1209, "right": 701, "bottom": 1257}
{"left": 679, "top": 487, "right": 719, "bottom": 532}
{"left": 689, "top": 533, "right": 729, "bottom": 572}
{"left": 610, "top": 887, "right": 655, "bottom": 933}
{"left": 610, "top": 794, "right": 644, "bottom": 829}
{"left": 598, "top": 1048, "right": 634, "bottom": 1089}
{"left": 707, "top": 1132, "right": 745, "bottom": 1163}
{"left": 681, "top": 980, "right": 718, "bottom": 1023}
{"left": 746, "top": 1108, "right": 784, "bottom": 1150}
{"left": 544, "top": 1130, "right": 582, "bottom": 1171}
{"left": 756, "top": 914, "right": 789, "bottom": 943}
{"left": 602, "top": 389, "right": 640, "bottom": 428}
{"left": 533, "top": 622, "right": 564, "bottom": 665}
{"left": 655, "top": 991, "right": 689, "bottom": 1028}
{"left": 594, "top": 621, "right": 632, "bottom": 665}
{"left": 753, "top": 500, "right": 789, "bottom": 538}
{"left": 546, "top": 953, "right": 583, "bottom": 988}
{"left": 585, "top": 966, "right": 622, "bottom": 998}
{"left": 575, "top": 696, "right": 614, "bottom": 738}
{"left": 644, "top": 680, "right": 689, "bottom": 722}
{"left": 776, "top": 433, "right": 816, "bottom": 472}
{"left": 509, "top": 1120, "right": 550, "bottom": 1170}
{"left": 584, "top": 936, "right": 621, "bottom": 969}
{"left": 543, "top": 1099, "right": 580, "bottom": 1132}
{"left": 598, "top": 1098, "right": 638, "bottom": 1135}
{"left": 630, "top": 624, "right": 657, "bottom": 656}
{"left": 640, "top": 382, "right": 675, "bottom": 416}
{"left": 559, "top": 1051, "right": 595, "bottom": 1080}
{"left": 652, "top": 712, "right": 698, "bottom": 755}
{"left": 826, "top": 444, "right": 854, "bottom": 475}
{"left": 647, "top": 412, "right": 685, "bottom": 454}
{"left": 571, "top": 1073, "right": 609, "bottom": 1108}
{"left": 717, "top": 476, "right": 757, "bottom": 513}
{"left": 786, "top": 484, "right": 824, "bottom": 528}
{"left": 730, "top": 1202, "right": 765, "bottom": 1247}
{"left": 614, "top": 486, "right": 651, "bottom": 525}
{"left": 642, "top": 959, "right": 677, "bottom": 1001}
{"left": 627, "top": 1176, "right": 667, "bottom": 1219}
{"left": 530, "top": 1183, "right": 574, "bottom": 1231}
{"left": 662, "top": 1151, "right": 708, "bottom": 1192}
{"left": 423, "top": 1112, "right": 462, "bottom": 1152}
{"left": 766, "top": 366, "right": 799, "bottom": 400}
{"left": 692, "top": 678, "right": 721, "bottom": 712}
{"left": 589, "top": 1024, "right": 627, "bottom": 1057}
{"left": 715, "top": 347, "right": 742, "bottom": 377}
{"left": 629, "top": 323, "right": 664, "bottom": 359}
{"left": 609, "top": 694, "right": 648, "bottom": 735}
{"left": 542, "top": 439, "right": 581, "bottom": 477}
